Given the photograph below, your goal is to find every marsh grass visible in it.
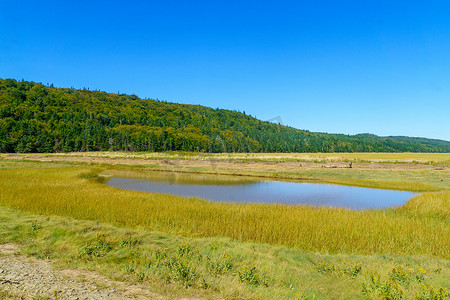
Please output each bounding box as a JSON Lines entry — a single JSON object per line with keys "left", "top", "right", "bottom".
{"left": 0, "top": 161, "right": 448, "bottom": 259}
{"left": 0, "top": 207, "right": 448, "bottom": 299}
{"left": 31, "top": 151, "right": 450, "bottom": 166}
{"left": 101, "top": 168, "right": 446, "bottom": 193}
{"left": 4, "top": 153, "right": 448, "bottom": 191}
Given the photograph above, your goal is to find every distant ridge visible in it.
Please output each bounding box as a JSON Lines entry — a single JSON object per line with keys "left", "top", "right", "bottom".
{"left": 1, "top": 78, "right": 449, "bottom": 153}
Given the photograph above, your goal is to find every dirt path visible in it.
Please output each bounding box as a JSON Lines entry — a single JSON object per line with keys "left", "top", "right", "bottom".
{"left": 0, "top": 244, "right": 168, "bottom": 299}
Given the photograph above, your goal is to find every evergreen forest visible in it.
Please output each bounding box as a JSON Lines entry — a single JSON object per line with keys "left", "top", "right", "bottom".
{"left": 1, "top": 78, "right": 449, "bottom": 153}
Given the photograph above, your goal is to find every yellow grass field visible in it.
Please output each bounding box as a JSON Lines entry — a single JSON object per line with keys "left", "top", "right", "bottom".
{"left": 8, "top": 151, "right": 450, "bottom": 165}
{"left": 0, "top": 154, "right": 448, "bottom": 299}
{"left": 0, "top": 159, "right": 448, "bottom": 258}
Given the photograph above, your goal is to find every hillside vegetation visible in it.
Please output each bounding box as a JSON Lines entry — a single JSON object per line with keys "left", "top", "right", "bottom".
{"left": 1, "top": 78, "right": 449, "bottom": 153}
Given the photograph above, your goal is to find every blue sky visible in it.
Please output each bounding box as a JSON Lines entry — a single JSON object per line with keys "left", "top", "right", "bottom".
{"left": 1, "top": 1, "right": 449, "bottom": 141}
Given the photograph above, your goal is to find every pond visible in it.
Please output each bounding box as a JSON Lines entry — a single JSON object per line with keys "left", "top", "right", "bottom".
{"left": 106, "top": 171, "right": 418, "bottom": 210}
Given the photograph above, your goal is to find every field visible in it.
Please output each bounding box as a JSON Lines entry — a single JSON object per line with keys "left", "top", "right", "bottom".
{"left": 0, "top": 152, "right": 449, "bottom": 299}
{"left": 34, "top": 151, "right": 450, "bottom": 164}
{"left": 2, "top": 152, "right": 449, "bottom": 191}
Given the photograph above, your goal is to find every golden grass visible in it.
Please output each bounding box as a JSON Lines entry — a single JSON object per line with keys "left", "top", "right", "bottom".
{"left": 0, "top": 161, "right": 448, "bottom": 259}
{"left": 11, "top": 151, "right": 450, "bottom": 164}
{"left": 1, "top": 206, "right": 448, "bottom": 300}
{"left": 399, "top": 191, "right": 450, "bottom": 221}
{"left": 3, "top": 152, "right": 449, "bottom": 192}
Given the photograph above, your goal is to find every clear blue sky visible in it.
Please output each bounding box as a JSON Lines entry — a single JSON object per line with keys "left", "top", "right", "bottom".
{"left": 1, "top": 1, "right": 449, "bottom": 141}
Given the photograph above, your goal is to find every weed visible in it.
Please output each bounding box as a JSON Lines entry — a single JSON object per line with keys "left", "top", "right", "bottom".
{"left": 124, "top": 263, "right": 136, "bottom": 273}
{"left": 390, "top": 266, "right": 411, "bottom": 286}
{"left": 152, "top": 249, "right": 168, "bottom": 267}
{"left": 147, "top": 245, "right": 201, "bottom": 288}
{"left": 136, "top": 272, "right": 146, "bottom": 282}
{"left": 388, "top": 266, "right": 428, "bottom": 286}
{"left": 35, "top": 248, "right": 52, "bottom": 259}
{"left": 79, "top": 234, "right": 113, "bottom": 257}
{"left": 342, "top": 262, "right": 362, "bottom": 278}
{"left": 238, "top": 265, "right": 269, "bottom": 287}
{"left": 177, "top": 242, "right": 196, "bottom": 257}
{"left": 208, "top": 241, "right": 220, "bottom": 251}
{"left": 415, "top": 283, "right": 448, "bottom": 300}
{"left": 281, "top": 274, "right": 296, "bottom": 290}
{"left": 165, "top": 257, "right": 198, "bottom": 287}
{"left": 317, "top": 261, "right": 335, "bottom": 274}
{"left": 206, "top": 252, "right": 233, "bottom": 276}
{"left": 31, "top": 221, "right": 41, "bottom": 232}
{"left": 296, "top": 290, "right": 316, "bottom": 299}
{"left": 415, "top": 268, "right": 427, "bottom": 283}
{"left": 119, "top": 234, "right": 139, "bottom": 248}
{"left": 362, "top": 272, "right": 406, "bottom": 299}
{"left": 200, "top": 276, "right": 209, "bottom": 289}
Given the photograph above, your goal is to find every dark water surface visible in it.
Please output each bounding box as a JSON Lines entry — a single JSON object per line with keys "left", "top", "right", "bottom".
{"left": 106, "top": 172, "right": 417, "bottom": 210}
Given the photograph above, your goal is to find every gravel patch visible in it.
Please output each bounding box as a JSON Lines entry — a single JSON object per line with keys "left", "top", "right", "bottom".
{"left": 0, "top": 244, "right": 164, "bottom": 299}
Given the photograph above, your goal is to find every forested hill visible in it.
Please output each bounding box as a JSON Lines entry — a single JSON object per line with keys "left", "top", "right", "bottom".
{"left": 1, "top": 78, "right": 449, "bottom": 153}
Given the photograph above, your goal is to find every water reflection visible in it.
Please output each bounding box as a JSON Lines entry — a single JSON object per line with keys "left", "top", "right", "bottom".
{"left": 105, "top": 171, "right": 417, "bottom": 210}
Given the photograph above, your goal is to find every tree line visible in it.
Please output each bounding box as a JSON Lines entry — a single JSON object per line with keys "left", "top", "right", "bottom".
{"left": 1, "top": 78, "right": 449, "bottom": 153}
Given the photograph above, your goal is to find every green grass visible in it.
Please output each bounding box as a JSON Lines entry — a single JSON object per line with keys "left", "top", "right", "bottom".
{"left": 0, "top": 206, "right": 448, "bottom": 299}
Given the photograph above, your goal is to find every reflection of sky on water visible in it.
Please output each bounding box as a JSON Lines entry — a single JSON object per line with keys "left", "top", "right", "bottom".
{"left": 107, "top": 176, "right": 417, "bottom": 210}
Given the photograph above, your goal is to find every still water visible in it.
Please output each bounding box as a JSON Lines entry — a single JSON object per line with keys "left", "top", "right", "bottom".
{"left": 106, "top": 171, "right": 417, "bottom": 210}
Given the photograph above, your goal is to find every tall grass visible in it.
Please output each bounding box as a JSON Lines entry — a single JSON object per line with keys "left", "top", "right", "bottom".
{"left": 4, "top": 153, "right": 449, "bottom": 191}
{"left": 36, "top": 151, "right": 450, "bottom": 165}
{"left": 1, "top": 162, "right": 448, "bottom": 259}
{"left": 1, "top": 206, "right": 448, "bottom": 300}
{"left": 192, "top": 151, "right": 450, "bottom": 164}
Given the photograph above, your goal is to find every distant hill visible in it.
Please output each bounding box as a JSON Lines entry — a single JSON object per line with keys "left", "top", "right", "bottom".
{"left": 1, "top": 78, "right": 449, "bottom": 153}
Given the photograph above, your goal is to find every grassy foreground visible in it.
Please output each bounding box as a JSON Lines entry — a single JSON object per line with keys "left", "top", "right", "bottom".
{"left": 0, "top": 158, "right": 449, "bottom": 298}
{"left": 1, "top": 207, "right": 448, "bottom": 299}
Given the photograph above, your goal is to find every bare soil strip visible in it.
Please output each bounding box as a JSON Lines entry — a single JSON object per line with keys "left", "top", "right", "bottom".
{"left": 0, "top": 244, "right": 167, "bottom": 299}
